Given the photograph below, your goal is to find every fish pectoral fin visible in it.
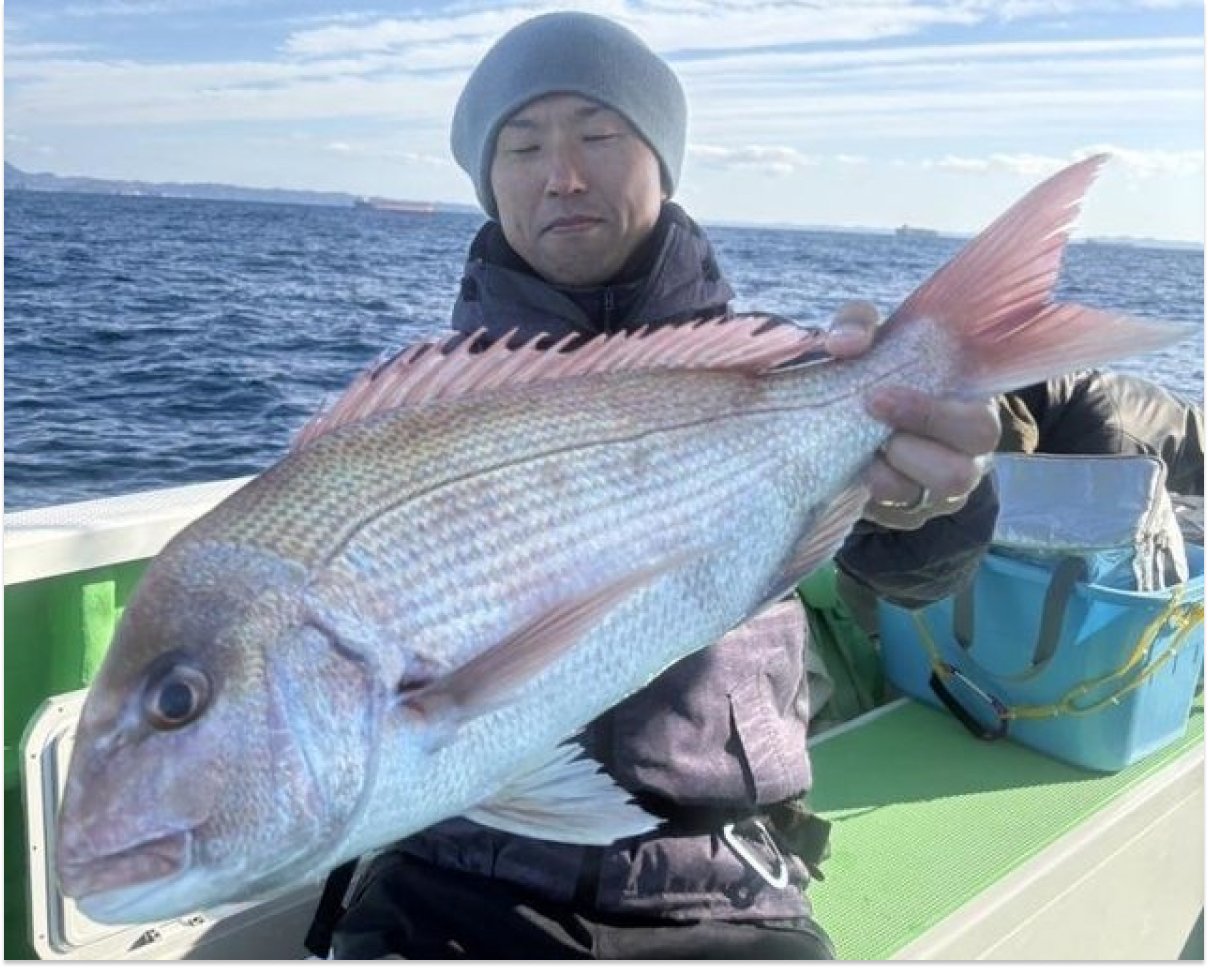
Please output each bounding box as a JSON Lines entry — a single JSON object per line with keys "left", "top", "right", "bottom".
{"left": 765, "top": 482, "right": 869, "bottom": 605}
{"left": 397, "top": 551, "right": 700, "bottom": 739}
{"left": 463, "top": 743, "right": 659, "bottom": 845}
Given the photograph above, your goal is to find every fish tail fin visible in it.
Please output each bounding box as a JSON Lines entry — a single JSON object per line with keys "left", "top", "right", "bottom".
{"left": 886, "top": 153, "right": 1190, "bottom": 397}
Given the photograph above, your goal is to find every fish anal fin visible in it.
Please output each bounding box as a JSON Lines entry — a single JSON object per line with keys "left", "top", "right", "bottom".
{"left": 765, "top": 483, "right": 869, "bottom": 604}
{"left": 464, "top": 743, "right": 659, "bottom": 845}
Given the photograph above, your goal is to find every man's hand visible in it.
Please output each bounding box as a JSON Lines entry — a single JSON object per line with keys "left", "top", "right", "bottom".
{"left": 824, "top": 300, "right": 1001, "bottom": 531}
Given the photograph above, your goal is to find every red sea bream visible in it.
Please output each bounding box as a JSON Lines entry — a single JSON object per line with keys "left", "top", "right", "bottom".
{"left": 55, "top": 155, "right": 1186, "bottom": 923}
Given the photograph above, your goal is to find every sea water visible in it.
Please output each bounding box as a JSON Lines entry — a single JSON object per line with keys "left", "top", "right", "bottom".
{"left": 4, "top": 190, "right": 1203, "bottom": 511}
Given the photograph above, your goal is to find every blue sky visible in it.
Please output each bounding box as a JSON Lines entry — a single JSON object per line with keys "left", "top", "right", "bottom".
{"left": 5, "top": 0, "right": 1204, "bottom": 241}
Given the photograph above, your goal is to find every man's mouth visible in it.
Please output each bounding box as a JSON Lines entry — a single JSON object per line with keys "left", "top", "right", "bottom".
{"left": 543, "top": 215, "right": 604, "bottom": 235}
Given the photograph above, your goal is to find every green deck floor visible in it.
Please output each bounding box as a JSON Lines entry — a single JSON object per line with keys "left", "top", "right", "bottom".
{"left": 808, "top": 698, "right": 1204, "bottom": 960}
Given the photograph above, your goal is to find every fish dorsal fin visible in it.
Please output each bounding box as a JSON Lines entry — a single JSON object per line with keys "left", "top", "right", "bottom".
{"left": 293, "top": 316, "right": 825, "bottom": 450}
{"left": 464, "top": 742, "right": 659, "bottom": 845}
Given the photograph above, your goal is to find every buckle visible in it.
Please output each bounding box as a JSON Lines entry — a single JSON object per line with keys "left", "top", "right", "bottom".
{"left": 721, "top": 818, "right": 789, "bottom": 889}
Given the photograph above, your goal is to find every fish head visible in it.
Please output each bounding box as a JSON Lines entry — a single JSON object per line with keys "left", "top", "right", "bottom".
{"left": 54, "top": 540, "right": 379, "bottom": 924}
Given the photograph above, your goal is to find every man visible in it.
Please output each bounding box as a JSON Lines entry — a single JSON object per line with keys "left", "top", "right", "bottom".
{"left": 326, "top": 11, "right": 1000, "bottom": 959}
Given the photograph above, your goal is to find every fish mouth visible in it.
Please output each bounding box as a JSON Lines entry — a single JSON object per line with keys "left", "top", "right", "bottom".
{"left": 58, "top": 830, "right": 190, "bottom": 902}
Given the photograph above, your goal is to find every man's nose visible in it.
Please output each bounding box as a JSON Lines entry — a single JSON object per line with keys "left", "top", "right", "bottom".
{"left": 544, "top": 145, "right": 588, "bottom": 196}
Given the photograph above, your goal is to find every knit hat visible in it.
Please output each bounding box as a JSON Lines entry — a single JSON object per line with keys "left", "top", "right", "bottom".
{"left": 451, "top": 12, "right": 687, "bottom": 218}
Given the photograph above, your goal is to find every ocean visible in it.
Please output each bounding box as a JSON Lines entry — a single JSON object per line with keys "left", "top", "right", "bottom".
{"left": 4, "top": 190, "right": 1203, "bottom": 513}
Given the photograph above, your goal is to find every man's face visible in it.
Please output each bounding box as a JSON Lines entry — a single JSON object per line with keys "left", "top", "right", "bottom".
{"left": 490, "top": 93, "right": 665, "bottom": 287}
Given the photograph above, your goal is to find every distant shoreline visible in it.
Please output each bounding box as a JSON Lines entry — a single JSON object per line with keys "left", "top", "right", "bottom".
{"left": 5, "top": 164, "right": 1202, "bottom": 252}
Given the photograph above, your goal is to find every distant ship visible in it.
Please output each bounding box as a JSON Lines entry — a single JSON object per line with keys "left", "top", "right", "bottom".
{"left": 894, "top": 224, "right": 940, "bottom": 239}
{"left": 353, "top": 196, "right": 437, "bottom": 215}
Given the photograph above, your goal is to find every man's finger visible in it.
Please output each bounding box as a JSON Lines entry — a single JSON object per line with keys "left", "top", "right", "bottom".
{"left": 879, "top": 434, "right": 991, "bottom": 498}
{"left": 866, "top": 388, "right": 1001, "bottom": 457}
{"left": 825, "top": 300, "right": 879, "bottom": 358}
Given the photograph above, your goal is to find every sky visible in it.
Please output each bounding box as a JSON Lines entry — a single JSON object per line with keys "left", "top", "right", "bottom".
{"left": 4, "top": 0, "right": 1205, "bottom": 241}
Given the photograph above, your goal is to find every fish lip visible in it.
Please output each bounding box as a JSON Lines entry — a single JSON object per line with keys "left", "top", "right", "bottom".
{"left": 58, "top": 830, "right": 190, "bottom": 901}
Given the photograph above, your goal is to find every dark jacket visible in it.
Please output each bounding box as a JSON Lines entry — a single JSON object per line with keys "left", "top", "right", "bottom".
{"left": 397, "top": 203, "right": 996, "bottom": 921}
{"left": 999, "top": 371, "right": 1204, "bottom": 496}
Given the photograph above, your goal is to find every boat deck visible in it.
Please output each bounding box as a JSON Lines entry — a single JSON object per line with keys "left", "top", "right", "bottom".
{"left": 810, "top": 695, "right": 1204, "bottom": 959}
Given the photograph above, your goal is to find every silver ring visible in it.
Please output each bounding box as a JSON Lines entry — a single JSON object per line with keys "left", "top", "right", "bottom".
{"left": 902, "top": 485, "right": 931, "bottom": 514}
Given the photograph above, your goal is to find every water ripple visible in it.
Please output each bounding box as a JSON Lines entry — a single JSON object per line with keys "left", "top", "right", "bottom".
{"left": 4, "top": 190, "right": 1202, "bottom": 511}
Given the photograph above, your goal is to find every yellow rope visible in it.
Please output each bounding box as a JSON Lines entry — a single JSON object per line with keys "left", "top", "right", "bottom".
{"left": 909, "top": 589, "right": 1204, "bottom": 723}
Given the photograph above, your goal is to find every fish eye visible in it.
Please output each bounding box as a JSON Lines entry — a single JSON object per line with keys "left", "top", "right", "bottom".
{"left": 143, "top": 663, "right": 210, "bottom": 730}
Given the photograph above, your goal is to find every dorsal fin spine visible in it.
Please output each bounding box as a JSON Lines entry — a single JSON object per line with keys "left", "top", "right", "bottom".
{"left": 291, "top": 316, "right": 824, "bottom": 452}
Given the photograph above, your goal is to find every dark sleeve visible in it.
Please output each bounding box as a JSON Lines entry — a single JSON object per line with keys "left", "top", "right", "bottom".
{"left": 999, "top": 370, "right": 1204, "bottom": 496}
{"left": 833, "top": 473, "right": 998, "bottom": 609}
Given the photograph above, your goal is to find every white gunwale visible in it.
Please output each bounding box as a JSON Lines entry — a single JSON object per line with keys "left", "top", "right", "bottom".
{"left": 4, "top": 477, "right": 252, "bottom": 585}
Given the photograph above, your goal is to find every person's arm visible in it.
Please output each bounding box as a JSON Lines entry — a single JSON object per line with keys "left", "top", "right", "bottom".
{"left": 836, "top": 476, "right": 997, "bottom": 608}
{"left": 1001, "top": 371, "right": 1204, "bottom": 497}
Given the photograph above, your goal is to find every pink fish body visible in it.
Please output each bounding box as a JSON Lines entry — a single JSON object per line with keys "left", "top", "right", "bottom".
{"left": 55, "top": 156, "right": 1187, "bottom": 923}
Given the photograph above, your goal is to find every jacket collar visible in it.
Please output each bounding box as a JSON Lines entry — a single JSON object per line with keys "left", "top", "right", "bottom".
{"left": 452, "top": 202, "right": 734, "bottom": 342}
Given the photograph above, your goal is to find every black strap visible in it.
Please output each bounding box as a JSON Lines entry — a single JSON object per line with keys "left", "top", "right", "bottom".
{"left": 929, "top": 668, "right": 1010, "bottom": 740}
{"left": 1033, "top": 556, "right": 1087, "bottom": 666}
{"left": 765, "top": 800, "right": 832, "bottom": 879}
{"left": 935, "top": 554, "right": 1086, "bottom": 742}
{"left": 952, "top": 554, "right": 1086, "bottom": 667}
{"left": 630, "top": 790, "right": 770, "bottom": 835}
{"left": 631, "top": 791, "right": 831, "bottom": 875}
{"left": 303, "top": 859, "right": 359, "bottom": 959}
{"left": 953, "top": 583, "right": 975, "bottom": 651}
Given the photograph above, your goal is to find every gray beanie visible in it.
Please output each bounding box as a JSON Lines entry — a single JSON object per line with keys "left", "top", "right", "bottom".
{"left": 451, "top": 11, "right": 687, "bottom": 218}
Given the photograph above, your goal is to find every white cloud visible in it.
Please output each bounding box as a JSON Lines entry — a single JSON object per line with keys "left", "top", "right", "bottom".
{"left": 323, "top": 140, "right": 447, "bottom": 166}
{"left": 4, "top": 0, "right": 1202, "bottom": 240}
{"left": 928, "top": 152, "right": 1057, "bottom": 175}
{"left": 62, "top": 0, "right": 253, "bottom": 15}
{"left": 6, "top": 41, "right": 95, "bottom": 58}
{"left": 276, "top": 0, "right": 1083, "bottom": 64}
{"left": 283, "top": 4, "right": 563, "bottom": 58}
{"left": 926, "top": 147, "right": 1204, "bottom": 177}
{"left": 690, "top": 144, "right": 817, "bottom": 175}
{"left": 1077, "top": 144, "right": 1205, "bottom": 176}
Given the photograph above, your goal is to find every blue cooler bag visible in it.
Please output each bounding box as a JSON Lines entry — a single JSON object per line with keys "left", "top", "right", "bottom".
{"left": 879, "top": 454, "right": 1205, "bottom": 773}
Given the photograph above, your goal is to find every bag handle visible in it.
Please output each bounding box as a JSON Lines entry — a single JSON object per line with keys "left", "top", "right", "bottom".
{"left": 952, "top": 554, "right": 1087, "bottom": 671}
{"left": 923, "top": 554, "right": 1086, "bottom": 741}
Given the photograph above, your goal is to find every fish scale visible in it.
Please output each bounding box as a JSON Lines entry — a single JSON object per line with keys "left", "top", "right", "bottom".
{"left": 187, "top": 362, "right": 794, "bottom": 562}
{"left": 309, "top": 405, "right": 805, "bottom": 672}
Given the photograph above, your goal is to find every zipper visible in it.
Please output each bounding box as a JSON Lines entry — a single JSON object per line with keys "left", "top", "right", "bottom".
{"left": 603, "top": 289, "right": 615, "bottom": 331}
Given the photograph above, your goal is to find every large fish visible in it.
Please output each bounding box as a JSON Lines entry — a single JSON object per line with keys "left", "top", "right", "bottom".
{"left": 56, "top": 156, "right": 1185, "bottom": 923}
